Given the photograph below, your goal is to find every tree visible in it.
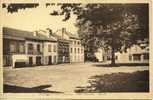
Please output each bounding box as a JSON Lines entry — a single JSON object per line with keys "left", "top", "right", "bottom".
{"left": 3, "top": 3, "right": 149, "bottom": 65}
{"left": 51, "top": 4, "right": 149, "bottom": 65}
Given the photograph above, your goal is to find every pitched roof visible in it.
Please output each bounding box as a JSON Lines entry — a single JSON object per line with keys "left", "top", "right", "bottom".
{"left": 54, "top": 28, "right": 80, "bottom": 40}
{"left": 66, "top": 32, "right": 80, "bottom": 40}
{"left": 51, "top": 33, "right": 70, "bottom": 43}
{"left": 3, "top": 27, "right": 57, "bottom": 42}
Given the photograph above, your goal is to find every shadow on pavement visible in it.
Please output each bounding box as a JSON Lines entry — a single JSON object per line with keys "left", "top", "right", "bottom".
{"left": 75, "top": 70, "right": 149, "bottom": 93}
{"left": 93, "top": 63, "right": 149, "bottom": 67}
{"left": 4, "top": 84, "right": 63, "bottom": 93}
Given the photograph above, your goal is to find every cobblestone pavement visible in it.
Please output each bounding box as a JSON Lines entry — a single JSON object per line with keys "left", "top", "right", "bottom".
{"left": 3, "top": 62, "right": 149, "bottom": 93}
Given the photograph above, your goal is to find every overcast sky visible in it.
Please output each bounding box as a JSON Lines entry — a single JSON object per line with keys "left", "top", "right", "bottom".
{"left": 1, "top": 4, "right": 78, "bottom": 33}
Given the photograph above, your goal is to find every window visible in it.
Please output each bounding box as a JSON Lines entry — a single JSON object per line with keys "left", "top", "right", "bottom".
{"left": 78, "top": 48, "right": 80, "bottom": 53}
{"left": 10, "top": 43, "right": 16, "bottom": 53}
{"left": 143, "top": 53, "right": 149, "bottom": 60}
{"left": 78, "top": 41, "right": 80, "bottom": 45}
{"left": 74, "top": 41, "right": 76, "bottom": 45}
{"left": 129, "top": 55, "right": 132, "bottom": 61}
{"left": 28, "top": 43, "right": 33, "bottom": 54}
{"left": 133, "top": 54, "right": 141, "bottom": 61}
{"left": 37, "top": 44, "right": 41, "bottom": 52}
{"left": 19, "top": 44, "right": 25, "bottom": 53}
{"left": 48, "top": 44, "right": 51, "bottom": 52}
{"left": 71, "top": 48, "right": 73, "bottom": 53}
{"left": 81, "top": 48, "right": 83, "bottom": 53}
{"left": 53, "top": 45, "right": 57, "bottom": 52}
{"left": 74, "top": 48, "right": 76, "bottom": 53}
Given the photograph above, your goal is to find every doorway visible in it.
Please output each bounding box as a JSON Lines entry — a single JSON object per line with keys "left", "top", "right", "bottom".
{"left": 48, "top": 56, "right": 52, "bottom": 65}
{"left": 29, "top": 57, "right": 33, "bottom": 66}
{"left": 36, "top": 56, "right": 41, "bottom": 66}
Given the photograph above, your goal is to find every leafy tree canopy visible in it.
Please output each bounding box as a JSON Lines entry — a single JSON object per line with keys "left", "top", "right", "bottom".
{"left": 50, "top": 3, "right": 149, "bottom": 64}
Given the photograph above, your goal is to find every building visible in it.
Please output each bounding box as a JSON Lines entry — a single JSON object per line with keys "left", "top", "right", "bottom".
{"left": 3, "top": 27, "right": 57, "bottom": 68}
{"left": 94, "top": 48, "right": 110, "bottom": 62}
{"left": 37, "top": 30, "right": 58, "bottom": 65}
{"left": 54, "top": 28, "right": 84, "bottom": 63}
{"left": 115, "top": 41, "right": 149, "bottom": 63}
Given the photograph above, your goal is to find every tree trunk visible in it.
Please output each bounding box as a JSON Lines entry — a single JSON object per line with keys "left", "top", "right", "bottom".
{"left": 111, "top": 46, "right": 116, "bottom": 66}
{"left": 110, "top": 33, "right": 116, "bottom": 66}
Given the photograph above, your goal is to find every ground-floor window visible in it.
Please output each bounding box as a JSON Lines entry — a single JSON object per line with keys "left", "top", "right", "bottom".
{"left": 133, "top": 54, "right": 141, "bottom": 61}
{"left": 143, "top": 53, "right": 149, "bottom": 60}
{"left": 129, "top": 55, "right": 132, "bottom": 61}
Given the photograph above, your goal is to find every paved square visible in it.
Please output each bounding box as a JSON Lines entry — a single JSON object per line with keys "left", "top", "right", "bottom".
{"left": 4, "top": 62, "right": 148, "bottom": 93}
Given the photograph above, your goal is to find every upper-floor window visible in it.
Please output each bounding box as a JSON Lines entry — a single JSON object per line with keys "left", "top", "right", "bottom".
{"left": 74, "top": 41, "right": 76, "bottom": 45}
{"left": 81, "top": 48, "right": 83, "bottom": 53}
{"left": 19, "top": 44, "right": 25, "bottom": 53}
{"left": 71, "top": 48, "right": 73, "bottom": 53}
{"left": 37, "top": 44, "right": 41, "bottom": 52}
{"left": 53, "top": 45, "right": 57, "bottom": 52}
{"left": 48, "top": 44, "right": 51, "bottom": 52}
{"left": 28, "top": 43, "right": 33, "bottom": 53}
{"left": 78, "top": 48, "right": 80, "bottom": 53}
{"left": 10, "top": 43, "right": 16, "bottom": 53}
{"left": 74, "top": 48, "right": 76, "bottom": 53}
{"left": 78, "top": 41, "right": 80, "bottom": 45}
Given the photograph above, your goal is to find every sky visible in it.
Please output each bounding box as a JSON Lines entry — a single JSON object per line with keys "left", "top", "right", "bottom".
{"left": 1, "top": 3, "right": 78, "bottom": 33}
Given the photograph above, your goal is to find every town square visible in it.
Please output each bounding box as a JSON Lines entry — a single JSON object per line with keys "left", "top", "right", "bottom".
{"left": 1, "top": 3, "right": 149, "bottom": 94}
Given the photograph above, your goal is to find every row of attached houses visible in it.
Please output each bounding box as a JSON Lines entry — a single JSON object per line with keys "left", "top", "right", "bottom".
{"left": 3, "top": 27, "right": 84, "bottom": 68}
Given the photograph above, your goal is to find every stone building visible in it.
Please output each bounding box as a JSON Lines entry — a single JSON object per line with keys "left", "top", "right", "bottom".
{"left": 55, "top": 28, "right": 84, "bottom": 63}
{"left": 3, "top": 27, "right": 57, "bottom": 67}
{"left": 115, "top": 41, "right": 149, "bottom": 63}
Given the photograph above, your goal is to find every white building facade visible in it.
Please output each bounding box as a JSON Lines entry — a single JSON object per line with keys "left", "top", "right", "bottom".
{"left": 115, "top": 43, "right": 149, "bottom": 63}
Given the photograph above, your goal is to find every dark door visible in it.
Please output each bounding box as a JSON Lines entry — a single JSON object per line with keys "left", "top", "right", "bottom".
{"left": 29, "top": 57, "right": 33, "bottom": 66}
{"left": 48, "top": 56, "right": 52, "bottom": 65}
{"left": 36, "top": 56, "right": 41, "bottom": 66}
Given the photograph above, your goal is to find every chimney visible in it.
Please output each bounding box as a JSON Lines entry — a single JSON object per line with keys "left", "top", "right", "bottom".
{"left": 62, "top": 28, "right": 66, "bottom": 38}
{"left": 33, "top": 31, "right": 38, "bottom": 36}
{"left": 46, "top": 28, "right": 52, "bottom": 38}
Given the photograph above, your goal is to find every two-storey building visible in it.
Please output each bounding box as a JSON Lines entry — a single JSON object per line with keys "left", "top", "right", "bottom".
{"left": 37, "top": 30, "right": 58, "bottom": 65}
{"left": 115, "top": 40, "right": 149, "bottom": 63}
{"left": 54, "top": 28, "right": 84, "bottom": 63}
{"left": 3, "top": 27, "right": 58, "bottom": 68}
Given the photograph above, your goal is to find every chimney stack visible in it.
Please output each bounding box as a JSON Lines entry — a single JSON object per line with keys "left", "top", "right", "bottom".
{"left": 62, "top": 28, "right": 66, "bottom": 38}
{"left": 46, "top": 28, "right": 52, "bottom": 38}
{"left": 33, "top": 31, "right": 38, "bottom": 36}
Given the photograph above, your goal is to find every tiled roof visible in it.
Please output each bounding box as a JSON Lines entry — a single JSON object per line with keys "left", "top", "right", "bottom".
{"left": 51, "top": 33, "right": 70, "bottom": 43}
{"left": 66, "top": 32, "right": 80, "bottom": 40}
{"left": 54, "top": 29, "right": 80, "bottom": 40}
{"left": 3, "top": 27, "right": 57, "bottom": 42}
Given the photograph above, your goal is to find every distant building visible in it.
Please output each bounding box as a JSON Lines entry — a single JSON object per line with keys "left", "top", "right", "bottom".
{"left": 55, "top": 28, "right": 84, "bottom": 63}
{"left": 3, "top": 27, "right": 57, "bottom": 67}
{"left": 94, "top": 48, "right": 110, "bottom": 62}
{"left": 85, "top": 47, "right": 111, "bottom": 62}
{"left": 115, "top": 42, "right": 149, "bottom": 63}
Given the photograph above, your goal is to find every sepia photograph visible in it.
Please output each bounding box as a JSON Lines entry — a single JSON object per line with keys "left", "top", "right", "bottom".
{"left": 0, "top": 0, "right": 152, "bottom": 99}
